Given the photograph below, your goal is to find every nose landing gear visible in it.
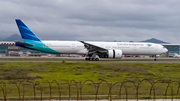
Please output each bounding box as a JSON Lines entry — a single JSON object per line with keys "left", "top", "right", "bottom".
{"left": 154, "top": 55, "right": 158, "bottom": 61}
{"left": 154, "top": 58, "right": 157, "bottom": 61}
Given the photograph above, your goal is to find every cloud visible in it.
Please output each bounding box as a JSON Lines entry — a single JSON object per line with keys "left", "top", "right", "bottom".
{"left": 0, "top": 0, "right": 180, "bottom": 43}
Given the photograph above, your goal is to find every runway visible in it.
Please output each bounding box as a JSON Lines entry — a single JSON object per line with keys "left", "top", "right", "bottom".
{"left": 0, "top": 60, "right": 179, "bottom": 63}
{"left": 0, "top": 57, "right": 180, "bottom": 63}
{"left": 0, "top": 99, "right": 177, "bottom": 101}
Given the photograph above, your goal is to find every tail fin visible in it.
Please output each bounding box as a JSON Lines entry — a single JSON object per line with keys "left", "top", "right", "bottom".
{"left": 15, "top": 19, "right": 41, "bottom": 41}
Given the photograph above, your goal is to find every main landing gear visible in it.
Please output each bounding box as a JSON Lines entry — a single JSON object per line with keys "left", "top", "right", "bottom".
{"left": 85, "top": 53, "right": 100, "bottom": 61}
{"left": 85, "top": 58, "right": 99, "bottom": 61}
{"left": 154, "top": 58, "right": 157, "bottom": 61}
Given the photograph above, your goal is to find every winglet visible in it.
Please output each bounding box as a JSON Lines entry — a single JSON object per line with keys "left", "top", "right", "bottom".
{"left": 79, "top": 40, "right": 85, "bottom": 44}
{"left": 15, "top": 19, "right": 41, "bottom": 41}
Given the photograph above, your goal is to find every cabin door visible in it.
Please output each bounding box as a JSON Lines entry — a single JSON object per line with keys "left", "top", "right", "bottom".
{"left": 43, "top": 44, "right": 48, "bottom": 48}
{"left": 134, "top": 46, "right": 137, "bottom": 51}
{"left": 155, "top": 45, "right": 158, "bottom": 51}
{"left": 72, "top": 44, "right": 75, "bottom": 50}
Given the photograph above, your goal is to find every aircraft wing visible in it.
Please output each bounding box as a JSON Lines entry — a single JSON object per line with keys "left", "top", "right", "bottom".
{"left": 79, "top": 41, "right": 107, "bottom": 52}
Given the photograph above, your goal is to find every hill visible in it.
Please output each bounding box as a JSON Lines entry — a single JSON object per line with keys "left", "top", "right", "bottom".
{"left": 2, "top": 34, "right": 22, "bottom": 41}
{"left": 141, "top": 38, "right": 170, "bottom": 44}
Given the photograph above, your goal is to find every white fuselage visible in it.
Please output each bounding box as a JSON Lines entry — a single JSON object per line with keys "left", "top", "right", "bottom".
{"left": 41, "top": 41, "right": 168, "bottom": 55}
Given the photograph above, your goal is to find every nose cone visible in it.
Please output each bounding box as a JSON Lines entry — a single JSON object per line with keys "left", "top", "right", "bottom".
{"left": 164, "top": 48, "right": 168, "bottom": 53}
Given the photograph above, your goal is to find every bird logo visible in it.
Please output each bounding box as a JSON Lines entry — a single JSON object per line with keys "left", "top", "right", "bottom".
{"left": 147, "top": 44, "right": 152, "bottom": 47}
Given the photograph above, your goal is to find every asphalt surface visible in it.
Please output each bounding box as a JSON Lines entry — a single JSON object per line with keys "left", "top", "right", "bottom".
{"left": 0, "top": 99, "right": 176, "bottom": 101}
{"left": 0, "top": 60, "right": 179, "bottom": 63}
{"left": 0, "top": 57, "right": 179, "bottom": 63}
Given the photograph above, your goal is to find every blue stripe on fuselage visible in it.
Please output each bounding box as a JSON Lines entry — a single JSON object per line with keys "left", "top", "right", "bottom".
{"left": 16, "top": 39, "right": 60, "bottom": 54}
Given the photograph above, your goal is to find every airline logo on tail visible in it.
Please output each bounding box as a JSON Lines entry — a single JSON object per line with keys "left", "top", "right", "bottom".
{"left": 15, "top": 19, "right": 41, "bottom": 42}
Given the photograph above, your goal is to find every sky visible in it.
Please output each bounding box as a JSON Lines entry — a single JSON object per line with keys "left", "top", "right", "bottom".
{"left": 0, "top": 0, "right": 180, "bottom": 43}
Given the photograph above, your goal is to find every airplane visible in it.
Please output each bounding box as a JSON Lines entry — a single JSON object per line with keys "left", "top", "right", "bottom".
{"left": 14, "top": 19, "right": 168, "bottom": 61}
{"left": 173, "top": 53, "right": 180, "bottom": 58}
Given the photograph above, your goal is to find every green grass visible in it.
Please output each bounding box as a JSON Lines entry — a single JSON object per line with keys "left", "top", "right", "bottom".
{"left": 0, "top": 62, "right": 180, "bottom": 100}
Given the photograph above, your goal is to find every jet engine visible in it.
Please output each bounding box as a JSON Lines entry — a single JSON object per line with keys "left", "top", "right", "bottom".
{"left": 108, "top": 49, "right": 123, "bottom": 58}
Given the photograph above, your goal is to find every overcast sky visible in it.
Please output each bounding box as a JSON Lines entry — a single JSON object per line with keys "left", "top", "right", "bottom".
{"left": 0, "top": 0, "right": 180, "bottom": 43}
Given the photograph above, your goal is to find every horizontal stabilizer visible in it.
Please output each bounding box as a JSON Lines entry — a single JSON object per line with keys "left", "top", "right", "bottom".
{"left": 15, "top": 41, "right": 34, "bottom": 46}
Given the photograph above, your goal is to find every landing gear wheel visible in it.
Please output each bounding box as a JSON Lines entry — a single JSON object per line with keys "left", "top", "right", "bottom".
{"left": 85, "top": 58, "right": 90, "bottom": 61}
{"left": 95, "top": 58, "right": 99, "bottom": 61}
{"left": 85, "top": 58, "right": 99, "bottom": 61}
{"left": 154, "top": 58, "right": 157, "bottom": 61}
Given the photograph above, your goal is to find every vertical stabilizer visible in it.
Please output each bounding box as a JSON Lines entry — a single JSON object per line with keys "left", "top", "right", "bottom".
{"left": 15, "top": 19, "right": 41, "bottom": 42}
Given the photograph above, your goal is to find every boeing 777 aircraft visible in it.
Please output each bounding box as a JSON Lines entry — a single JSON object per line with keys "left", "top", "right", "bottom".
{"left": 14, "top": 19, "right": 168, "bottom": 61}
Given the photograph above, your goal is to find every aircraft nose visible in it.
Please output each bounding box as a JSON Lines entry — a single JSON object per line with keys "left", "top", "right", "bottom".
{"left": 165, "top": 48, "right": 168, "bottom": 52}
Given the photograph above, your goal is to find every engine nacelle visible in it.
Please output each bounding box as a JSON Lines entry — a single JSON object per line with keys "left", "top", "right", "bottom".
{"left": 108, "top": 49, "right": 123, "bottom": 58}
